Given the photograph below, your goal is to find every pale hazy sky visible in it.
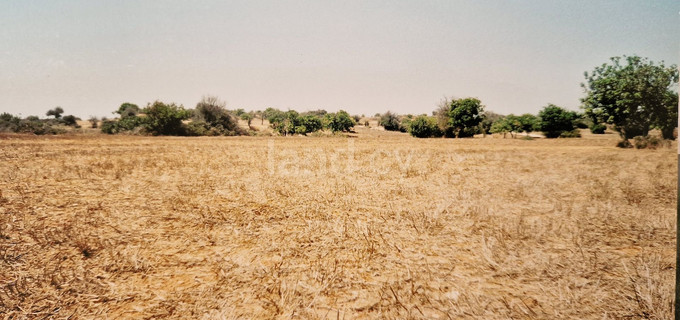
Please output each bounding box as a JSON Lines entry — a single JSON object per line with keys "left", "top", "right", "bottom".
{"left": 1, "top": 1, "right": 678, "bottom": 118}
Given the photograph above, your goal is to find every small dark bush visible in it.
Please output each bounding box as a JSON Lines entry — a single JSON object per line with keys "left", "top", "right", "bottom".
{"left": 590, "top": 123, "right": 606, "bottom": 134}
{"left": 632, "top": 135, "right": 664, "bottom": 149}
{"left": 559, "top": 129, "right": 582, "bottom": 138}
{"left": 616, "top": 139, "right": 633, "bottom": 148}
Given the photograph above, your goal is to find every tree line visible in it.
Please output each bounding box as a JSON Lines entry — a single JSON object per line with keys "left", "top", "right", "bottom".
{"left": 0, "top": 55, "right": 676, "bottom": 147}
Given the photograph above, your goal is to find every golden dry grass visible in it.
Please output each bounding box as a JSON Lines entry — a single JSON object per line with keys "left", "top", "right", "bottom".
{"left": 0, "top": 129, "right": 676, "bottom": 319}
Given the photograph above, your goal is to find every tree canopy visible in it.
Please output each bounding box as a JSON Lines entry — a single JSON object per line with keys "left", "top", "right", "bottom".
{"left": 581, "top": 55, "right": 678, "bottom": 140}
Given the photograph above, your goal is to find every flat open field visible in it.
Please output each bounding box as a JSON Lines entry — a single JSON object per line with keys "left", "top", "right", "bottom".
{"left": 0, "top": 129, "right": 676, "bottom": 319}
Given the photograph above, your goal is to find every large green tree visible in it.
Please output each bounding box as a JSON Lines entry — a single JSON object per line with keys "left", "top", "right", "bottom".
{"left": 538, "top": 104, "right": 578, "bottom": 138}
{"left": 446, "top": 98, "right": 484, "bottom": 138}
{"left": 581, "top": 55, "right": 678, "bottom": 140}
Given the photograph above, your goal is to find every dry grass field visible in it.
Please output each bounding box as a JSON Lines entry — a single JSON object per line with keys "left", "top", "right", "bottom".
{"left": 0, "top": 128, "right": 676, "bottom": 319}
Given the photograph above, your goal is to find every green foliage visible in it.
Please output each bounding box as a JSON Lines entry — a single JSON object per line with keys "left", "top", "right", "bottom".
{"left": 116, "top": 103, "right": 140, "bottom": 118}
{"left": 559, "top": 130, "right": 582, "bottom": 138}
{"left": 194, "top": 96, "right": 241, "bottom": 135}
{"left": 446, "top": 98, "right": 484, "bottom": 138}
{"left": 590, "top": 123, "right": 606, "bottom": 134}
{"left": 0, "top": 113, "right": 21, "bottom": 132}
{"left": 581, "top": 55, "right": 678, "bottom": 140}
{"left": 407, "top": 115, "right": 441, "bottom": 138}
{"left": 379, "top": 111, "right": 402, "bottom": 131}
{"left": 100, "top": 116, "right": 144, "bottom": 134}
{"left": 632, "top": 135, "right": 665, "bottom": 149}
{"left": 478, "top": 111, "right": 503, "bottom": 135}
{"left": 298, "top": 114, "right": 323, "bottom": 134}
{"left": 324, "top": 110, "right": 356, "bottom": 132}
{"left": 517, "top": 113, "right": 539, "bottom": 134}
{"left": 267, "top": 110, "right": 324, "bottom": 135}
{"left": 240, "top": 112, "right": 254, "bottom": 126}
{"left": 46, "top": 107, "right": 64, "bottom": 119}
{"left": 61, "top": 115, "right": 79, "bottom": 127}
{"left": 538, "top": 104, "right": 578, "bottom": 138}
{"left": 143, "top": 101, "right": 190, "bottom": 136}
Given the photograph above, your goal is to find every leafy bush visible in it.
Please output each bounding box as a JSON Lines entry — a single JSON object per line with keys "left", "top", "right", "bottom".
{"left": 143, "top": 101, "right": 190, "bottom": 135}
{"left": 408, "top": 115, "right": 441, "bottom": 138}
{"left": 101, "top": 116, "right": 144, "bottom": 134}
{"left": 116, "top": 103, "right": 140, "bottom": 118}
{"left": 538, "top": 104, "right": 578, "bottom": 138}
{"left": 446, "top": 98, "right": 484, "bottom": 138}
{"left": 89, "top": 116, "right": 99, "bottom": 128}
{"left": 324, "top": 110, "right": 355, "bottom": 132}
{"left": 194, "top": 96, "right": 240, "bottom": 135}
{"left": 559, "top": 129, "right": 582, "bottom": 138}
{"left": 379, "top": 112, "right": 402, "bottom": 131}
{"left": 61, "top": 115, "right": 79, "bottom": 127}
{"left": 0, "top": 113, "right": 21, "bottom": 132}
{"left": 632, "top": 135, "right": 664, "bottom": 149}
{"left": 590, "top": 123, "right": 606, "bottom": 134}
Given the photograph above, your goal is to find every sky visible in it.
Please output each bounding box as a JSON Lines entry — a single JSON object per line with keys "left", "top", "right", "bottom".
{"left": 0, "top": 0, "right": 678, "bottom": 118}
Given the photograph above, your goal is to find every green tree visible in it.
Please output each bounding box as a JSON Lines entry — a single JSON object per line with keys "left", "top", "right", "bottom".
{"left": 538, "top": 104, "right": 578, "bottom": 138}
{"left": 581, "top": 55, "right": 678, "bottom": 140}
{"left": 478, "top": 111, "right": 503, "bottom": 135}
{"left": 447, "top": 98, "right": 484, "bottom": 138}
{"left": 325, "top": 110, "right": 355, "bottom": 132}
{"left": 143, "top": 101, "right": 190, "bottom": 135}
{"left": 46, "top": 107, "right": 64, "bottom": 119}
{"left": 116, "top": 103, "right": 140, "bottom": 118}
{"left": 379, "top": 111, "right": 402, "bottom": 131}
{"left": 408, "top": 115, "right": 441, "bottom": 138}
{"left": 517, "top": 113, "right": 539, "bottom": 135}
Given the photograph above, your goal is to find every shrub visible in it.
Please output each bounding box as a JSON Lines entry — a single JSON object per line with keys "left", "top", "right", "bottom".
{"left": 89, "top": 116, "right": 99, "bottom": 128}
{"left": 408, "top": 115, "right": 441, "bottom": 138}
{"left": 632, "top": 135, "right": 664, "bottom": 149}
{"left": 116, "top": 103, "right": 140, "bottom": 118}
{"left": 324, "top": 110, "right": 355, "bottom": 132}
{"left": 590, "top": 123, "right": 606, "bottom": 134}
{"left": 16, "top": 118, "right": 61, "bottom": 135}
{"left": 379, "top": 111, "right": 402, "bottom": 131}
{"left": 559, "top": 129, "right": 582, "bottom": 138}
{"left": 616, "top": 139, "right": 633, "bottom": 148}
{"left": 61, "top": 115, "right": 79, "bottom": 127}
{"left": 0, "top": 113, "right": 21, "bottom": 132}
{"left": 194, "top": 96, "right": 240, "bottom": 134}
{"left": 143, "top": 101, "right": 190, "bottom": 135}
{"left": 538, "top": 104, "right": 578, "bottom": 138}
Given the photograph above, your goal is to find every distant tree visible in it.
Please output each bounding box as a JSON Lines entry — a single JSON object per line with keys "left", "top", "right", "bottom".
{"left": 240, "top": 112, "right": 254, "bottom": 126}
{"left": 116, "top": 103, "right": 140, "bottom": 118}
{"left": 447, "top": 98, "right": 484, "bottom": 138}
{"left": 46, "top": 107, "right": 64, "bottom": 119}
{"left": 590, "top": 123, "right": 606, "bottom": 134}
{"left": 194, "top": 96, "right": 240, "bottom": 133}
{"left": 61, "top": 115, "right": 78, "bottom": 127}
{"left": 490, "top": 118, "right": 512, "bottom": 138}
{"left": 478, "top": 111, "right": 504, "bottom": 135}
{"left": 325, "top": 110, "right": 355, "bottom": 132}
{"left": 143, "top": 101, "right": 190, "bottom": 135}
{"left": 538, "top": 104, "right": 578, "bottom": 138}
{"left": 408, "top": 115, "right": 441, "bottom": 138}
{"left": 517, "top": 113, "right": 539, "bottom": 135}
{"left": 581, "top": 55, "right": 678, "bottom": 140}
{"left": 88, "top": 116, "right": 99, "bottom": 128}
{"left": 298, "top": 114, "right": 323, "bottom": 134}
{"left": 379, "top": 111, "right": 402, "bottom": 131}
